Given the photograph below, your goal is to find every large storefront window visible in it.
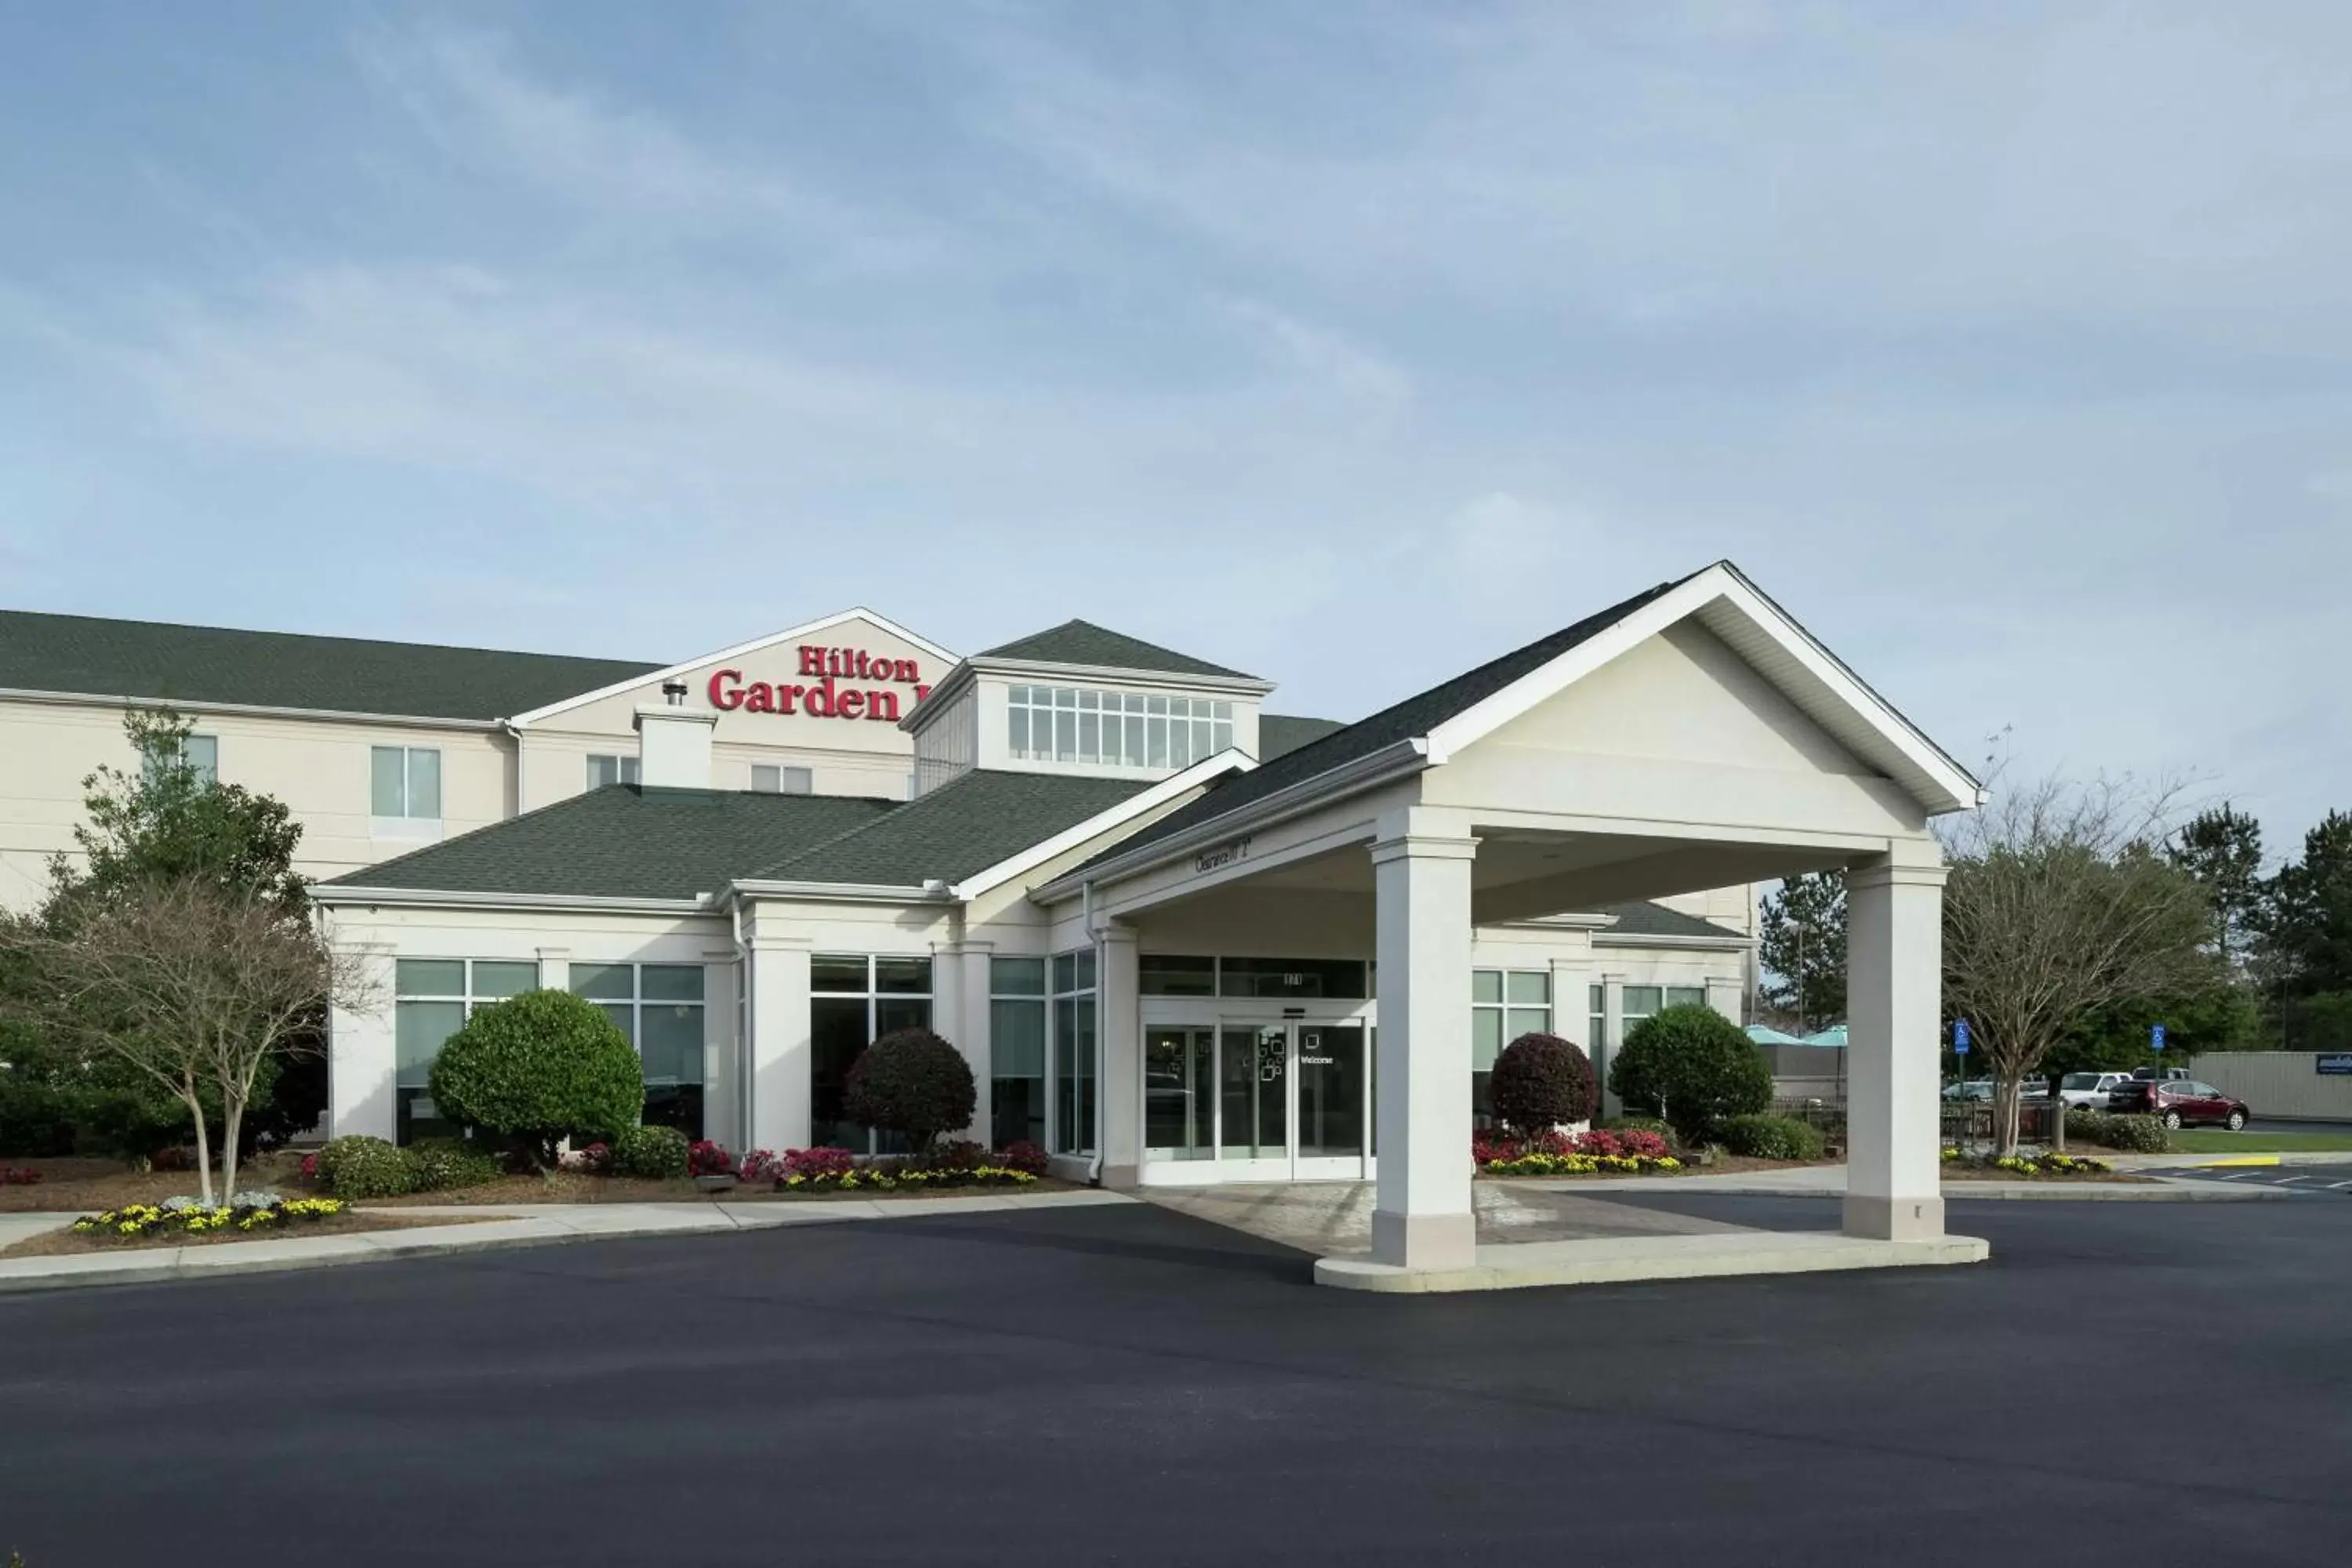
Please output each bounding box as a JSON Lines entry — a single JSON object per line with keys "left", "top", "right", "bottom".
{"left": 1007, "top": 685, "right": 1233, "bottom": 769}
{"left": 572, "top": 963, "right": 708, "bottom": 1139}
{"left": 1051, "top": 950, "right": 1096, "bottom": 1154}
{"left": 990, "top": 956, "right": 1048, "bottom": 1150}
{"left": 394, "top": 958, "right": 538, "bottom": 1144}
{"left": 810, "top": 954, "right": 932, "bottom": 1152}
{"left": 1472, "top": 970, "right": 1552, "bottom": 1125}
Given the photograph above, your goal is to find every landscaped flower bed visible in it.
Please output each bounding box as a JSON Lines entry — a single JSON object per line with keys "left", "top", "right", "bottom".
{"left": 1475, "top": 1128, "right": 1682, "bottom": 1177}
{"left": 1940, "top": 1148, "right": 2114, "bottom": 1178}
{"left": 741, "top": 1144, "right": 1042, "bottom": 1194}
{"left": 70, "top": 1193, "right": 348, "bottom": 1241}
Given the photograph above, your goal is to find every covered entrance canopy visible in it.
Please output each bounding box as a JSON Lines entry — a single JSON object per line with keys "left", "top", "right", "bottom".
{"left": 1037, "top": 562, "right": 1980, "bottom": 1275}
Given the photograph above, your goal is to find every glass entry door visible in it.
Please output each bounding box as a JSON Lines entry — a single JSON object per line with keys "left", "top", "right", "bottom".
{"left": 1293, "top": 1022, "right": 1367, "bottom": 1177}
{"left": 1218, "top": 1025, "right": 1290, "bottom": 1179}
{"left": 1139, "top": 1020, "right": 1374, "bottom": 1182}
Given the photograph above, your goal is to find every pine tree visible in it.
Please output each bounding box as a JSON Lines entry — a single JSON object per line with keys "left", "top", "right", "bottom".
{"left": 2166, "top": 804, "right": 2264, "bottom": 970}
{"left": 1759, "top": 871, "right": 1846, "bottom": 1032}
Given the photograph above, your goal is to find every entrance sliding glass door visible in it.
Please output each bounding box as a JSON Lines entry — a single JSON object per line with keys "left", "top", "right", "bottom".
{"left": 1218, "top": 1025, "right": 1290, "bottom": 1178}
{"left": 1143, "top": 1027, "right": 1215, "bottom": 1162}
{"left": 1293, "top": 1022, "right": 1367, "bottom": 1176}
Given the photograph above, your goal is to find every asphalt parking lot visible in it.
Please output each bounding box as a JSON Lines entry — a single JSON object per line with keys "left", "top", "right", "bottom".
{"left": 3, "top": 1195, "right": 2348, "bottom": 1566}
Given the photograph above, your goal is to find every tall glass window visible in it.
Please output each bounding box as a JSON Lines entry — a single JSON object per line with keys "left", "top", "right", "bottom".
{"left": 810, "top": 954, "right": 934, "bottom": 1152}
{"left": 572, "top": 963, "right": 707, "bottom": 1138}
{"left": 990, "top": 956, "right": 1047, "bottom": 1150}
{"left": 1472, "top": 970, "right": 1552, "bottom": 1126}
{"left": 1007, "top": 685, "right": 1232, "bottom": 768}
{"left": 372, "top": 746, "right": 442, "bottom": 821}
{"left": 1051, "top": 949, "right": 1097, "bottom": 1155}
{"left": 394, "top": 958, "right": 539, "bottom": 1144}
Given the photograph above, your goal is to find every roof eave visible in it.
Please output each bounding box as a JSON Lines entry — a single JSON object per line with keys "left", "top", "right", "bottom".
{"left": 0, "top": 686, "right": 507, "bottom": 732}
{"left": 949, "top": 752, "right": 1253, "bottom": 902}
{"left": 312, "top": 885, "right": 713, "bottom": 916}
{"left": 1030, "top": 736, "right": 1430, "bottom": 903}
{"left": 724, "top": 879, "right": 949, "bottom": 907}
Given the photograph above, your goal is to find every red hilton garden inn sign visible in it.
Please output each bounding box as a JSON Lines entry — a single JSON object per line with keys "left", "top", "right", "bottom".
{"left": 706, "top": 644, "right": 931, "bottom": 723}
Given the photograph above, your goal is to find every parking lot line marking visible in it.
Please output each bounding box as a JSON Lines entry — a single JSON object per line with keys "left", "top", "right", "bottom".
{"left": 2276, "top": 1175, "right": 2318, "bottom": 1185}
{"left": 2326, "top": 1181, "right": 2352, "bottom": 1191}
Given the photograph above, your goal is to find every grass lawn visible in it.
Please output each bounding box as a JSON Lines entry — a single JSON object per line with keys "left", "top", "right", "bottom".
{"left": 2166, "top": 1129, "right": 2352, "bottom": 1154}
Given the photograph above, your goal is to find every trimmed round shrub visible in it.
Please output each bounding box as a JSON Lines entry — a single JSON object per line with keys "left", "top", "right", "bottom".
{"left": 317, "top": 1134, "right": 416, "bottom": 1200}
{"left": 1606, "top": 1004, "right": 1774, "bottom": 1142}
{"left": 844, "top": 1028, "right": 976, "bottom": 1152}
{"left": 1719, "top": 1112, "right": 1828, "bottom": 1161}
{"left": 2071, "top": 1109, "right": 2169, "bottom": 1153}
{"left": 427, "top": 989, "right": 644, "bottom": 1165}
{"left": 1488, "top": 1033, "right": 1598, "bottom": 1138}
{"left": 612, "top": 1123, "right": 691, "bottom": 1180}
{"left": 406, "top": 1138, "right": 503, "bottom": 1192}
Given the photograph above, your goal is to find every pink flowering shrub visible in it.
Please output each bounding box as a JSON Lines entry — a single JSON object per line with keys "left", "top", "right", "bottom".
{"left": 687, "top": 1140, "right": 735, "bottom": 1178}
{"left": 782, "top": 1146, "right": 857, "bottom": 1180}
{"left": 995, "top": 1140, "right": 1049, "bottom": 1177}
{"left": 737, "top": 1149, "right": 783, "bottom": 1184}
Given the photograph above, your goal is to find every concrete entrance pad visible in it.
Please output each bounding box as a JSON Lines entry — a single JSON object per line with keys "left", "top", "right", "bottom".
{"left": 1314, "top": 1229, "right": 1991, "bottom": 1293}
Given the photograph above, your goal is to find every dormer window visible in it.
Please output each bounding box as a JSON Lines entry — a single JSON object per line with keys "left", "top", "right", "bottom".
{"left": 1007, "top": 684, "right": 1232, "bottom": 769}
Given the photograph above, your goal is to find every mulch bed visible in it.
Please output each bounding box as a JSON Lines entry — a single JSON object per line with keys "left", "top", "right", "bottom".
{"left": 0, "top": 1153, "right": 314, "bottom": 1214}
{"left": 372, "top": 1173, "right": 1081, "bottom": 1205}
{"left": 2, "top": 1208, "right": 500, "bottom": 1260}
{"left": 1940, "top": 1166, "right": 2154, "bottom": 1184}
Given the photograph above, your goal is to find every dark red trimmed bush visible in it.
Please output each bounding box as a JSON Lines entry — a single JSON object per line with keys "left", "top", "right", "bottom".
{"left": 1488, "top": 1032, "right": 1598, "bottom": 1139}
{"left": 843, "top": 1028, "right": 976, "bottom": 1152}
{"left": 996, "top": 1139, "right": 1049, "bottom": 1177}
{"left": 782, "top": 1146, "right": 855, "bottom": 1180}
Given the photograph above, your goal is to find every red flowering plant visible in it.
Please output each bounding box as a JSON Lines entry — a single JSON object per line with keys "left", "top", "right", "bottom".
{"left": 996, "top": 1140, "right": 1050, "bottom": 1177}
{"left": 1472, "top": 1126, "right": 1682, "bottom": 1178}
{"left": 737, "top": 1149, "right": 784, "bottom": 1184}
{"left": 782, "top": 1146, "right": 858, "bottom": 1181}
{"left": 0, "top": 1167, "right": 42, "bottom": 1186}
{"left": 687, "top": 1140, "right": 735, "bottom": 1178}
{"left": 564, "top": 1141, "right": 614, "bottom": 1175}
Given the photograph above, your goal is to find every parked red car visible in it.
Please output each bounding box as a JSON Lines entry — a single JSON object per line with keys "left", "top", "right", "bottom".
{"left": 2106, "top": 1077, "right": 2249, "bottom": 1131}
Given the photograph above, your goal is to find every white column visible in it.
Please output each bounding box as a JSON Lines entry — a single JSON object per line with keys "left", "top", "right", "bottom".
{"left": 1097, "top": 923, "right": 1142, "bottom": 1189}
{"left": 328, "top": 942, "right": 397, "bottom": 1141}
{"left": 1370, "top": 829, "right": 1478, "bottom": 1270}
{"left": 746, "top": 933, "right": 811, "bottom": 1153}
{"left": 1599, "top": 974, "right": 1627, "bottom": 1118}
{"left": 960, "top": 940, "right": 988, "bottom": 1147}
{"left": 1704, "top": 975, "right": 1744, "bottom": 1022}
{"left": 700, "top": 948, "right": 741, "bottom": 1151}
{"left": 535, "top": 946, "right": 570, "bottom": 993}
{"left": 1844, "top": 854, "right": 1948, "bottom": 1240}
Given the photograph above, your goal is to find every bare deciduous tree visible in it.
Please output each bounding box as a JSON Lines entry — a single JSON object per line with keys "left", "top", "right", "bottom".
{"left": 1939, "top": 774, "right": 2216, "bottom": 1155}
{"left": 0, "top": 880, "right": 378, "bottom": 1204}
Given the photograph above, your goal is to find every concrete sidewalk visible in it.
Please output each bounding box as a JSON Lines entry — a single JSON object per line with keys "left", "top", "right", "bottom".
{"left": 0, "top": 1189, "right": 1137, "bottom": 1295}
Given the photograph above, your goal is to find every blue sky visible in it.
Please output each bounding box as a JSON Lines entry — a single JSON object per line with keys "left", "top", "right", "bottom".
{"left": 3, "top": 2, "right": 2347, "bottom": 855}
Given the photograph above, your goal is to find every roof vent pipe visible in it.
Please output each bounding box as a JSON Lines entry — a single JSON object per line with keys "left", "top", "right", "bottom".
{"left": 662, "top": 679, "right": 689, "bottom": 706}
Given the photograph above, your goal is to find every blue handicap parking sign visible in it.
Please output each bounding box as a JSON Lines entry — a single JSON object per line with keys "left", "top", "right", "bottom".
{"left": 2151, "top": 1023, "right": 2166, "bottom": 1053}
{"left": 1952, "top": 1018, "right": 1969, "bottom": 1055}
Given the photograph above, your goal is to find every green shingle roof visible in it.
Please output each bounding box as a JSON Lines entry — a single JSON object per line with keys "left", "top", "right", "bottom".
{"left": 1258, "top": 714, "right": 1346, "bottom": 759}
{"left": 1077, "top": 572, "right": 1699, "bottom": 872}
{"left": 324, "top": 788, "right": 895, "bottom": 900}
{"left": 753, "top": 770, "right": 1152, "bottom": 886}
{"left": 321, "top": 771, "right": 1156, "bottom": 901}
{"left": 0, "top": 608, "right": 661, "bottom": 721}
{"left": 1595, "top": 901, "right": 1748, "bottom": 940}
{"left": 977, "top": 619, "right": 1254, "bottom": 680}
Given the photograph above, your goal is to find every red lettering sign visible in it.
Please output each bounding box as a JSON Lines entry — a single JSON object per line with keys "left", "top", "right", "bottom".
{"left": 704, "top": 647, "right": 927, "bottom": 723}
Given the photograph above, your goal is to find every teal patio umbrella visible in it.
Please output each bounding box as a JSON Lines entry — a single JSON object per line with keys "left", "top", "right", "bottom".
{"left": 1744, "top": 1024, "right": 1807, "bottom": 1046}
{"left": 1801, "top": 1024, "right": 1849, "bottom": 1047}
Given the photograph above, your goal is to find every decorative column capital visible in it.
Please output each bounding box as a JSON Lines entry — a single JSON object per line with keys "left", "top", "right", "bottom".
{"left": 1368, "top": 833, "right": 1479, "bottom": 867}
{"left": 1846, "top": 860, "right": 1949, "bottom": 894}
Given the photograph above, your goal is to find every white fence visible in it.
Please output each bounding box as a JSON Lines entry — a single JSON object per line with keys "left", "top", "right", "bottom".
{"left": 2183, "top": 1051, "right": 2352, "bottom": 1123}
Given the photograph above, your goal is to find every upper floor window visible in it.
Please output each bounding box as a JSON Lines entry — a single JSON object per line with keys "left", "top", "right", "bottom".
{"left": 1007, "top": 685, "right": 1232, "bottom": 769}
{"left": 751, "top": 764, "right": 813, "bottom": 795}
{"left": 143, "top": 732, "right": 218, "bottom": 787}
{"left": 587, "top": 753, "right": 640, "bottom": 789}
{"left": 372, "top": 746, "right": 441, "bottom": 820}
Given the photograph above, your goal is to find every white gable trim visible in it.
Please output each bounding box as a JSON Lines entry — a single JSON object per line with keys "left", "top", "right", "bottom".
{"left": 1424, "top": 563, "right": 1982, "bottom": 815}
{"left": 952, "top": 751, "right": 1254, "bottom": 902}
{"left": 508, "top": 608, "right": 958, "bottom": 728}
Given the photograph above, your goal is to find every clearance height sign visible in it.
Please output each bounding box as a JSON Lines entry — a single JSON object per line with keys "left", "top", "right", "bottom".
{"left": 707, "top": 644, "right": 931, "bottom": 724}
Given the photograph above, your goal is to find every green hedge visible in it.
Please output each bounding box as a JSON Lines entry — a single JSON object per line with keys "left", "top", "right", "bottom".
{"left": 407, "top": 1138, "right": 503, "bottom": 1191}
{"left": 1719, "top": 1112, "right": 1828, "bottom": 1161}
{"left": 317, "top": 1134, "right": 415, "bottom": 1200}
{"left": 428, "top": 990, "right": 643, "bottom": 1163}
{"left": 2066, "top": 1108, "right": 2169, "bottom": 1153}
{"left": 612, "top": 1124, "right": 690, "bottom": 1180}
{"left": 1606, "top": 1004, "right": 1774, "bottom": 1142}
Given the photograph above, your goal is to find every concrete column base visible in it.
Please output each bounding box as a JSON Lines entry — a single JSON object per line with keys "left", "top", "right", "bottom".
{"left": 1843, "top": 1192, "right": 1945, "bottom": 1241}
{"left": 1098, "top": 1163, "right": 1141, "bottom": 1192}
{"left": 1371, "top": 1209, "right": 1476, "bottom": 1271}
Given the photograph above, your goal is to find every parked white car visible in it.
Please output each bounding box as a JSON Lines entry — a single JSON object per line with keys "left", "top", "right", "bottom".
{"left": 2056, "top": 1071, "right": 2135, "bottom": 1111}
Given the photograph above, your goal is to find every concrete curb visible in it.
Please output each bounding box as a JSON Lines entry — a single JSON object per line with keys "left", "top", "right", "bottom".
{"left": 0, "top": 1189, "right": 1138, "bottom": 1297}
{"left": 1316, "top": 1231, "right": 1992, "bottom": 1294}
